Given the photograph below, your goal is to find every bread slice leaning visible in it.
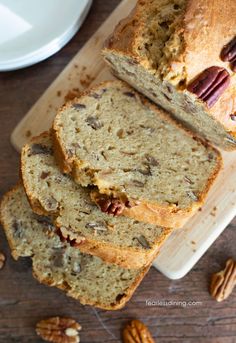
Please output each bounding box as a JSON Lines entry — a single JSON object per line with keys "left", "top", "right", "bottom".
{"left": 102, "top": 0, "right": 236, "bottom": 150}
{"left": 0, "top": 185, "right": 150, "bottom": 310}
{"left": 21, "top": 132, "right": 171, "bottom": 269}
{"left": 53, "top": 80, "right": 222, "bottom": 228}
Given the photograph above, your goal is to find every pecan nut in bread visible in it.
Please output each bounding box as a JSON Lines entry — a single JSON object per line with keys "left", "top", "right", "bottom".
{"left": 53, "top": 80, "right": 222, "bottom": 229}
{"left": 0, "top": 185, "right": 151, "bottom": 310}
{"left": 103, "top": 0, "right": 236, "bottom": 150}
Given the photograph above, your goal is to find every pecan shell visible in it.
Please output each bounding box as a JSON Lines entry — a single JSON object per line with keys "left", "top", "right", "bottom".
{"left": 221, "top": 36, "right": 236, "bottom": 72}
{"left": 210, "top": 258, "right": 236, "bottom": 302}
{"left": 187, "top": 66, "right": 230, "bottom": 108}
{"left": 36, "top": 316, "right": 82, "bottom": 343}
{"left": 123, "top": 320, "right": 155, "bottom": 343}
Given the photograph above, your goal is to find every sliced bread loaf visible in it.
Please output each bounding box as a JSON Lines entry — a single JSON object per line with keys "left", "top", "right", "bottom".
{"left": 21, "top": 132, "right": 171, "bottom": 269}
{"left": 0, "top": 185, "right": 150, "bottom": 310}
{"left": 53, "top": 80, "right": 222, "bottom": 228}
{"left": 102, "top": 0, "right": 236, "bottom": 150}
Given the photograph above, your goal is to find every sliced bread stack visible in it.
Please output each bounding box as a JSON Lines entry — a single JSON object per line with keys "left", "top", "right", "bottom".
{"left": 1, "top": 80, "right": 222, "bottom": 310}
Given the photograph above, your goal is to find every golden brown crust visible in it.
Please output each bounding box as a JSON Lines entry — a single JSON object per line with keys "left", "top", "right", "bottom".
{"left": 103, "top": 0, "right": 236, "bottom": 141}
{"left": 53, "top": 80, "right": 222, "bottom": 229}
{"left": 0, "top": 184, "right": 23, "bottom": 260}
{"left": 54, "top": 224, "right": 171, "bottom": 269}
{"left": 183, "top": 0, "right": 236, "bottom": 132}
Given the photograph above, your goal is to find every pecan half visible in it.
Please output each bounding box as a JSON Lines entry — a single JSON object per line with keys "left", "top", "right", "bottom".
{"left": 57, "top": 227, "right": 85, "bottom": 247}
{"left": 210, "top": 258, "right": 236, "bottom": 302}
{"left": 221, "top": 36, "right": 236, "bottom": 72}
{"left": 36, "top": 316, "right": 81, "bottom": 343}
{"left": 97, "top": 196, "right": 125, "bottom": 216}
{"left": 91, "top": 191, "right": 134, "bottom": 216}
{"left": 123, "top": 320, "right": 154, "bottom": 343}
{"left": 0, "top": 252, "right": 6, "bottom": 270}
{"left": 187, "top": 66, "right": 230, "bottom": 108}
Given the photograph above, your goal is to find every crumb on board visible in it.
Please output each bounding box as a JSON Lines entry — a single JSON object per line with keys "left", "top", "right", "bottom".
{"left": 94, "top": 36, "right": 100, "bottom": 45}
{"left": 210, "top": 206, "right": 217, "bottom": 217}
{"left": 198, "top": 207, "right": 202, "bottom": 212}
{"left": 80, "top": 74, "right": 95, "bottom": 88}
{"left": 57, "top": 90, "right": 61, "bottom": 97}
{"left": 82, "top": 66, "right": 86, "bottom": 71}
{"left": 25, "top": 130, "right": 32, "bottom": 138}
{"left": 191, "top": 240, "right": 196, "bottom": 245}
{"left": 64, "top": 88, "right": 81, "bottom": 102}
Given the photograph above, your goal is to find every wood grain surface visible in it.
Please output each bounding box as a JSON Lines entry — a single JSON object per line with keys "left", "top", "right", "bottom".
{"left": 0, "top": 1, "right": 235, "bottom": 342}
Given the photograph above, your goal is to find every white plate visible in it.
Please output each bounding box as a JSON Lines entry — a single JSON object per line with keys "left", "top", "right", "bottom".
{"left": 0, "top": 0, "right": 92, "bottom": 71}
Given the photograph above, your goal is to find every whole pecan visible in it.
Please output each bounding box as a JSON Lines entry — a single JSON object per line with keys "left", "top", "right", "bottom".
{"left": 210, "top": 258, "right": 236, "bottom": 302}
{"left": 123, "top": 320, "right": 154, "bottom": 343}
{"left": 221, "top": 36, "right": 236, "bottom": 72}
{"left": 36, "top": 316, "right": 81, "bottom": 343}
{"left": 187, "top": 66, "right": 230, "bottom": 108}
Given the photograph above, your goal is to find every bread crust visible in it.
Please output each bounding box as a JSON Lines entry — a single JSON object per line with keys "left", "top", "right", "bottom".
{"left": 32, "top": 262, "right": 151, "bottom": 311}
{"left": 53, "top": 80, "right": 222, "bottom": 229}
{"left": 103, "top": 0, "right": 236, "bottom": 146}
{"left": 0, "top": 184, "right": 24, "bottom": 260}
{"left": 20, "top": 131, "right": 172, "bottom": 269}
{"left": 0, "top": 185, "right": 151, "bottom": 310}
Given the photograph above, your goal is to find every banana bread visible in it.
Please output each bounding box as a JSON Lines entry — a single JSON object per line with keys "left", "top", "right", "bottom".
{"left": 103, "top": 0, "right": 236, "bottom": 150}
{"left": 21, "top": 132, "right": 171, "bottom": 269}
{"left": 0, "top": 185, "right": 150, "bottom": 310}
{"left": 52, "top": 80, "right": 222, "bottom": 228}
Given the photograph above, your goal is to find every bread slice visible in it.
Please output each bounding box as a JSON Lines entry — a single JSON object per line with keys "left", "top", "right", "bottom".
{"left": 0, "top": 185, "right": 150, "bottom": 310}
{"left": 21, "top": 132, "right": 171, "bottom": 269}
{"left": 53, "top": 80, "right": 222, "bottom": 228}
{"left": 102, "top": 0, "right": 236, "bottom": 150}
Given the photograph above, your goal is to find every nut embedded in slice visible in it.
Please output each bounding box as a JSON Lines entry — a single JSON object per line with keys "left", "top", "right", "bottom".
{"left": 90, "top": 190, "right": 134, "bottom": 217}
{"left": 0, "top": 252, "right": 6, "bottom": 270}
{"left": 210, "top": 258, "right": 236, "bottom": 302}
{"left": 123, "top": 319, "right": 154, "bottom": 343}
{"left": 36, "top": 317, "right": 82, "bottom": 343}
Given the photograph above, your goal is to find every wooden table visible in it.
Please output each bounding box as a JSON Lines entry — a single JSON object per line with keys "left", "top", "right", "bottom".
{"left": 0, "top": 1, "right": 235, "bottom": 342}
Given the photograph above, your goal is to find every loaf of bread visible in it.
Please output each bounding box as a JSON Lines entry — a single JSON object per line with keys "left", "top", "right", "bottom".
{"left": 103, "top": 0, "right": 236, "bottom": 150}
{"left": 0, "top": 185, "right": 150, "bottom": 310}
{"left": 53, "top": 80, "right": 221, "bottom": 228}
{"left": 21, "top": 132, "right": 171, "bottom": 269}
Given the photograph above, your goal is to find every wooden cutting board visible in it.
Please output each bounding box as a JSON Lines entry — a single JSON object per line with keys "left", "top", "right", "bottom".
{"left": 11, "top": 0, "right": 236, "bottom": 279}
